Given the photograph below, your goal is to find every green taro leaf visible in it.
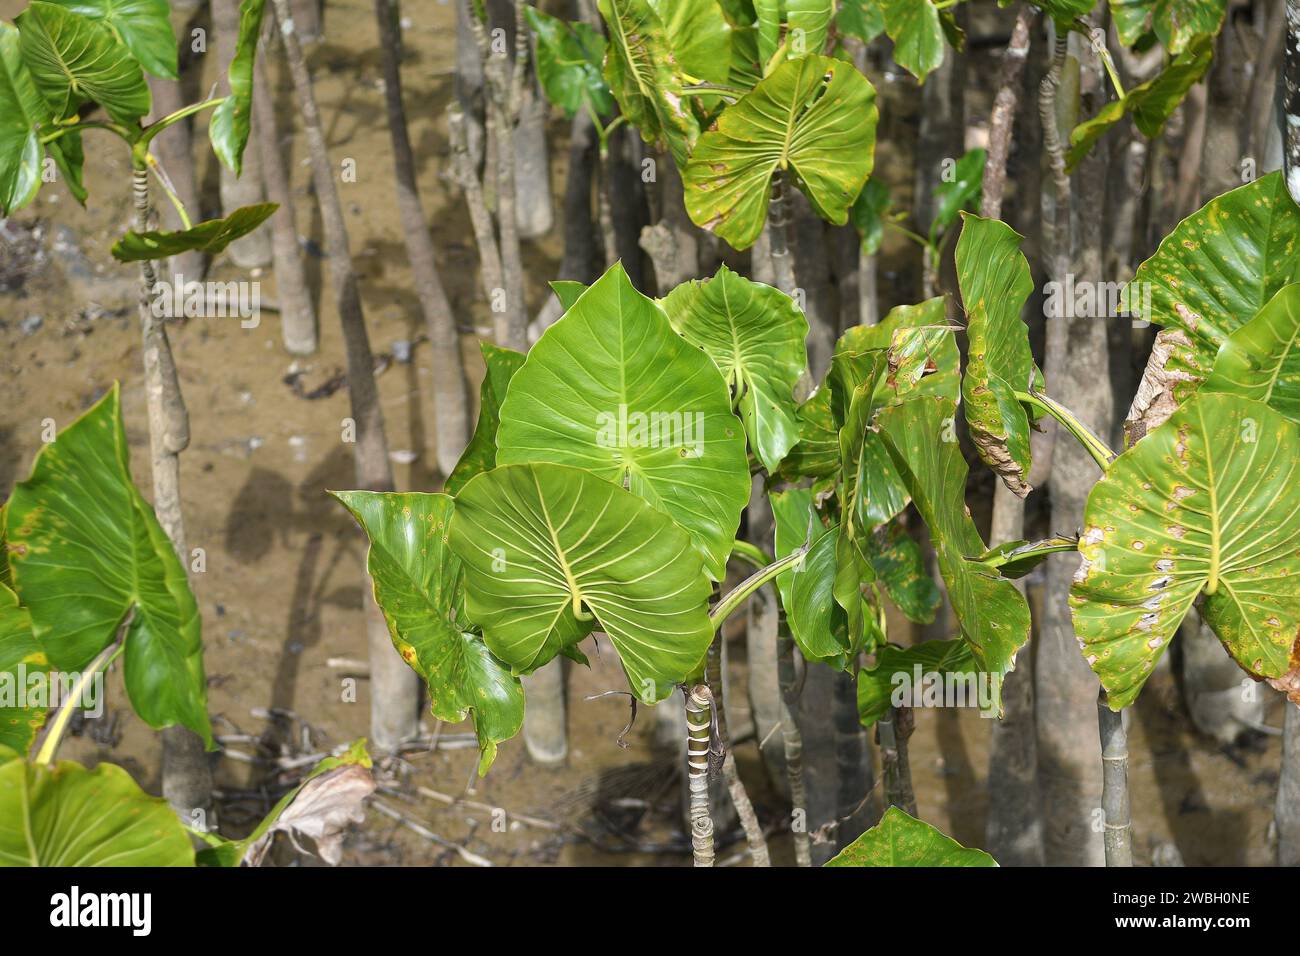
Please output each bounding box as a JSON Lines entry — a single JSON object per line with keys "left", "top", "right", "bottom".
{"left": 684, "top": 53, "right": 878, "bottom": 250}
{"left": 1109, "top": 0, "right": 1225, "bottom": 55}
{"left": 599, "top": 0, "right": 699, "bottom": 167}
{"left": 850, "top": 177, "right": 891, "bottom": 256}
{"left": 0, "top": 585, "right": 49, "bottom": 754}
{"left": 49, "top": 0, "right": 177, "bottom": 79}
{"left": 956, "top": 213, "right": 1043, "bottom": 496}
{"left": 1125, "top": 172, "right": 1300, "bottom": 403}
{"left": 525, "top": 6, "right": 614, "bottom": 118}
{"left": 1012, "top": 0, "right": 1094, "bottom": 28}
{"left": 1202, "top": 284, "right": 1300, "bottom": 423}
{"left": 856, "top": 637, "right": 977, "bottom": 727}
{"left": 878, "top": 0, "right": 945, "bottom": 82}
{"left": 550, "top": 279, "right": 588, "bottom": 311}
{"left": 4, "top": 384, "right": 213, "bottom": 747}
{"left": 448, "top": 462, "right": 714, "bottom": 703}
{"left": 446, "top": 343, "right": 526, "bottom": 496}
{"left": 0, "top": 22, "right": 47, "bottom": 215}
{"left": 0, "top": 745, "right": 194, "bottom": 866}
{"left": 16, "top": 1, "right": 151, "bottom": 124}
{"left": 771, "top": 488, "right": 853, "bottom": 667}
{"left": 838, "top": 0, "right": 885, "bottom": 44}
{"left": 772, "top": 385, "right": 839, "bottom": 482}
{"left": 929, "top": 147, "right": 984, "bottom": 241}
{"left": 648, "top": 0, "right": 732, "bottom": 86}
{"left": 755, "top": 0, "right": 836, "bottom": 66}
{"left": 662, "top": 264, "right": 809, "bottom": 473}
{"left": 1071, "top": 390, "right": 1300, "bottom": 708}
{"left": 976, "top": 534, "right": 1080, "bottom": 579}
{"left": 332, "top": 492, "right": 522, "bottom": 775}
{"left": 495, "top": 263, "right": 750, "bottom": 582}
{"left": 867, "top": 519, "right": 939, "bottom": 624}
{"left": 209, "top": 0, "right": 266, "bottom": 175}
{"left": 111, "top": 202, "right": 277, "bottom": 262}
{"left": 1066, "top": 34, "right": 1212, "bottom": 171}
{"left": 876, "top": 396, "right": 1031, "bottom": 707}
{"left": 826, "top": 806, "right": 997, "bottom": 866}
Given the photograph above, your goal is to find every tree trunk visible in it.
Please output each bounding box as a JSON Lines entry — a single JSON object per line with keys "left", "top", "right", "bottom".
{"left": 1279, "top": 701, "right": 1300, "bottom": 865}
{"left": 833, "top": 666, "right": 873, "bottom": 847}
{"left": 132, "top": 164, "right": 215, "bottom": 824}
{"left": 1097, "top": 691, "right": 1133, "bottom": 866}
{"left": 289, "top": 0, "right": 321, "bottom": 43}
{"left": 213, "top": 0, "right": 272, "bottom": 268}
{"left": 271, "top": 0, "right": 419, "bottom": 752}
{"left": 513, "top": 80, "right": 554, "bottom": 238}
{"left": 1178, "top": 607, "right": 1267, "bottom": 744}
{"left": 252, "top": 41, "right": 317, "bottom": 354}
{"left": 375, "top": 0, "right": 471, "bottom": 478}
{"left": 778, "top": 621, "right": 812, "bottom": 866}
{"left": 686, "top": 685, "right": 715, "bottom": 867}
{"left": 707, "top": 632, "right": 770, "bottom": 865}
{"left": 520, "top": 660, "right": 567, "bottom": 763}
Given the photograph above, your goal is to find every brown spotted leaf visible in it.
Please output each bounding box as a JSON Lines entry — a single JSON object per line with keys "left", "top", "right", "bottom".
{"left": 1072, "top": 391, "right": 1300, "bottom": 708}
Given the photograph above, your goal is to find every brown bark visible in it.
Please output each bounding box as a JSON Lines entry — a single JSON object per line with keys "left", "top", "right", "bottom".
{"left": 375, "top": 0, "right": 471, "bottom": 478}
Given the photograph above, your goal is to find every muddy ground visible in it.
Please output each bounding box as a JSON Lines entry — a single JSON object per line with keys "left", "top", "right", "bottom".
{"left": 0, "top": 0, "right": 1288, "bottom": 866}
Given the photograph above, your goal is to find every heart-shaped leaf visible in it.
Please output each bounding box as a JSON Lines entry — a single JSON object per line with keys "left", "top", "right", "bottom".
{"left": 684, "top": 53, "right": 878, "bottom": 250}
{"left": 956, "top": 213, "right": 1043, "bottom": 496}
{"left": 771, "top": 487, "right": 853, "bottom": 667}
{"left": 599, "top": 0, "right": 699, "bottom": 166}
{"left": 850, "top": 177, "right": 891, "bottom": 256}
{"left": 856, "top": 637, "right": 976, "bottom": 727}
{"left": 208, "top": 0, "right": 265, "bottom": 175}
{"left": 0, "top": 22, "right": 47, "bottom": 215}
{"left": 649, "top": 0, "right": 732, "bottom": 85}
{"left": 826, "top": 806, "right": 997, "bottom": 866}
{"left": 876, "top": 396, "right": 1031, "bottom": 705}
{"left": 16, "top": 1, "right": 150, "bottom": 124}
{"left": 496, "top": 262, "right": 750, "bottom": 581}
{"left": 0, "top": 744, "right": 194, "bottom": 866}
{"left": 661, "top": 264, "right": 809, "bottom": 473}
{"left": 1072, "top": 390, "right": 1300, "bottom": 707}
{"left": 332, "top": 492, "right": 524, "bottom": 775}
{"left": 1124, "top": 171, "right": 1300, "bottom": 404}
{"left": 755, "top": 0, "right": 835, "bottom": 66}
{"left": 48, "top": 0, "right": 177, "bottom": 80}
{"left": 449, "top": 462, "right": 714, "bottom": 703}
{"left": 4, "top": 384, "right": 212, "bottom": 747}
{"left": 838, "top": 0, "right": 885, "bottom": 44}
{"left": 772, "top": 385, "right": 839, "bottom": 482}
{"left": 446, "top": 343, "right": 526, "bottom": 496}
{"left": 1201, "top": 283, "right": 1300, "bottom": 423}
{"left": 867, "top": 519, "right": 940, "bottom": 624}
{"left": 930, "top": 147, "right": 984, "bottom": 241}
{"left": 877, "top": 0, "right": 945, "bottom": 81}
{"left": 526, "top": 6, "right": 614, "bottom": 118}
{"left": 1110, "top": 0, "right": 1226, "bottom": 55}
{"left": 0, "top": 585, "right": 48, "bottom": 754}
{"left": 111, "top": 202, "right": 277, "bottom": 261}
{"left": 1067, "top": 34, "right": 1212, "bottom": 171}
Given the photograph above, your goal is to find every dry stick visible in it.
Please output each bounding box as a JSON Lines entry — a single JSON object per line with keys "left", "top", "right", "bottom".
{"left": 252, "top": 35, "right": 317, "bottom": 355}
{"left": 1097, "top": 690, "right": 1133, "bottom": 866}
{"left": 271, "top": 0, "right": 419, "bottom": 752}
{"left": 448, "top": 106, "right": 505, "bottom": 301}
{"left": 685, "top": 684, "right": 716, "bottom": 867}
{"left": 130, "top": 163, "right": 216, "bottom": 823}
{"left": 375, "top": 0, "right": 471, "bottom": 477}
{"left": 705, "top": 633, "right": 771, "bottom": 866}
{"left": 776, "top": 616, "right": 811, "bottom": 866}
{"left": 980, "top": 3, "right": 1045, "bottom": 868}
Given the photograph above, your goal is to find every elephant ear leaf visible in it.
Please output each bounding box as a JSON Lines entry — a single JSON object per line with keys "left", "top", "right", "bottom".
{"left": 526, "top": 6, "right": 613, "bottom": 118}
{"left": 1123, "top": 171, "right": 1300, "bottom": 410}
{"left": 877, "top": 0, "right": 947, "bottom": 82}
{"left": 1201, "top": 284, "right": 1300, "bottom": 424}
{"left": 0, "top": 22, "right": 49, "bottom": 215}
{"left": 446, "top": 343, "right": 526, "bottom": 496}
{"left": 448, "top": 463, "right": 714, "bottom": 704}
{"left": 598, "top": 0, "right": 698, "bottom": 167}
{"left": 662, "top": 264, "right": 809, "bottom": 473}
{"left": 16, "top": 2, "right": 151, "bottom": 125}
{"left": 209, "top": 0, "right": 266, "bottom": 175}
{"left": 876, "top": 396, "right": 1031, "bottom": 709}
{"left": 332, "top": 492, "right": 522, "bottom": 775}
{"left": 956, "top": 213, "right": 1043, "bottom": 497}
{"left": 0, "top": 745, "right": 195, "bottom": 865}
{"left": 496, "top": 262, "right": 750, "bottom": 581}
{"left": 48, "top": 0, "right": 178, "bottom": 80}
{"left": 771, "top": 488, "right": 853, "bottom": 668}
{"left": 754, "top": 0, "right": 835, "bottom": 66}
{"left": 684, "top": 54, "right": 878, "bottom": 250}
{"left": 4, "top": 384, "right": 213, "bottom": 748}
{"left": 856, "top": 637, "right": 976, "bottom": 727}
{"left": 111, "top": 202, "right": 277, "bottom": 261}
{"left": 826, "top": 806, "right": 998, "bottom": 866}
{"left": 0, "top": 585, "right": 49, "bottom": 754}
{"left": 1110, "top": 0, "right": 1227, "bottom": 56}
{"left": 1072, "top": 390, "right": 1300, "bottom": 708}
